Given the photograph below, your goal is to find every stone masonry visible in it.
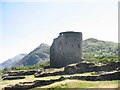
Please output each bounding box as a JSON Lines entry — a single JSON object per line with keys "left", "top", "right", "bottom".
{"left": 50, "top": 31, "right": 83, "bottom": 67}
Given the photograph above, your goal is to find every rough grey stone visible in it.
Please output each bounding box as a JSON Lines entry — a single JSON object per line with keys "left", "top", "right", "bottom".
{"left": 50, "top": 31, "right": 83, "bottom": 68}
{"left": 2, "top": 76, "right": 25, "bottom": 80}
{"left": 5, "top": 70, "right": 38, "bottom": 76}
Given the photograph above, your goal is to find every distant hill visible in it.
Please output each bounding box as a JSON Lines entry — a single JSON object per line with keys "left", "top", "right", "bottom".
{"left": 15, "top": 38, "right": 118, "bottom": 67}
{"left": 15, "top": 43, "right": 50, "bottom": 67}
{"left": 1, "top": 38, "right": 118, "bottom": 69}
{"left": 0, "top": 54, "right": 26, "bottom": 69}
{"left": 83, "top": 38, "right": 118, "bottom": 63}
{"left": 83, "top": 38, "right": 118, "bottom": 58}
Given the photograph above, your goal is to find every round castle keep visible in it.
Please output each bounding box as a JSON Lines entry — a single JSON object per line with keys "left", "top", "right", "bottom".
{"left": 50, "top": 31, "right": 83, "bottom": 68}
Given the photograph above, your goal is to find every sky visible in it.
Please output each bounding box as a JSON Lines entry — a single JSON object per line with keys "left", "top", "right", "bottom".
{"left": 0, "top": 0, "right": 119, "bottom": 63}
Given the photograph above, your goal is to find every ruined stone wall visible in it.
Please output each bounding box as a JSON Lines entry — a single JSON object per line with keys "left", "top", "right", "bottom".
{"left": 50, "top": 31, "right": 83, "bottom": 68}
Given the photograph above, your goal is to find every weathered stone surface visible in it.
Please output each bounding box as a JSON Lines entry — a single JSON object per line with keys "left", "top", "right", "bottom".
{"left": 5, "top": 70, "right": 39, "bottom": 76}
{"left": 64, "top": 61, "right": 120, "bottom": 74}
{"left": 64, "top": 65, "right": 78, "bottom": 74}
{"left": 50, "top": 31, "right": 83, "bottom": 68}
{"left": 75, "top": 61, "right": 95, "bottom": 73}
{"left": 35, "top": 61, "right": 120, "bottom": 77}
{"left": 68, "top": 71, "right": 120, "bottom": 81}
{"left": 2, "top": 76, "right": 25, "bottom": 80}
{"left": 64, "top": 61, "right": 95, "bottom": 74}
{"left": 35, "top": 71, "right": 64, "bottom": 77}
{"left": 2, "top": 74, "right": 9, "bottom": 79}
{"left": 3, "top": 77, "right": 66, "bottom": 90}
{"left": 98, "top": 61, "right": 120, "bottom": 72}
{"left": 100, "top": 71, "right": 120, "bottom": 80}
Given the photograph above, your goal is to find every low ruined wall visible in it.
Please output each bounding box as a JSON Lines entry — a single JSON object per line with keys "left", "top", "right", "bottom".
{"left": 3, "top": 71, "right": 120, "bottom": 90}
{"left": 64, "top": 61, "right": 120, "bottom": 74}
{"left": 3, "top": 77, "right": 65, "bottom": 90}
{"left": 2, "top": 76, "right": 25, "bottom": 80}
{"left": 35, "top": 61, "right": 120, "bottom": 77}
{"left": 6, "top": 70, "right": 38, "bottom": 76}
{"left": 69, "top": 71, "right": 120, "bottom": 81}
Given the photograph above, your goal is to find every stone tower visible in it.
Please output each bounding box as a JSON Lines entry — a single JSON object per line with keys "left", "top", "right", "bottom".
{"left": 50, "top": 31, "right": 83, "bottom": 68}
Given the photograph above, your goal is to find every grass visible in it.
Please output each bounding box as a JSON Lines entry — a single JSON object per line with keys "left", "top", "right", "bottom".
{"left": 0, "top": 75, "right": 34, "bottom": 89}
{"left": 0, "top": 72, "right": 119, "bottom": 89}
{"left": 30, "top": 80, "right": 119, "bottom": 89}
{"left": 0, "top": 72, "right": 94, "bottom": 89}
{"left": 30, "top": 80, "right": 97, "bottom": 89}
{"left": 52, "top": 80, "right": 96, "bottom": 88}
{"left": 35, "top": 72, "right": 95, "bottom": 80}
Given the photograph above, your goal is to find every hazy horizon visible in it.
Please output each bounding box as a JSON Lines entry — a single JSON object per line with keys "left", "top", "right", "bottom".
{"left": 0, "top": 0, "right": 119, "bottom": 63}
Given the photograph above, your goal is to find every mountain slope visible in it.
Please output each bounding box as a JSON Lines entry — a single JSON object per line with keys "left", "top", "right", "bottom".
{"left": 83, "top": 38, "right": 118, "bottom": 62}
{"left": 15, "top": 43, "right": 50, "bottom": 67}
{"left": 16, "top": 38, "right": 118, "bottom": 67}
{"left": 2, "top": 38, "right": 118, "bottom": 68}
{"left": 0, "top": 54, "right": 26, "bottom": 69}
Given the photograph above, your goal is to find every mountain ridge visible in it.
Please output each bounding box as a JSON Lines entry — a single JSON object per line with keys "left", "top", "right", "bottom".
{"left": 15, "top": 43, "right": 50, "bottom": 67}
{"left": 0, "top": 38, "right": 118, "bottom": 69}
{"left": 0, "top": 54, "right": 26, "bottom": 69}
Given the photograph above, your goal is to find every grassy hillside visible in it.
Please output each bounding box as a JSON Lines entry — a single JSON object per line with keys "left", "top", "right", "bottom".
{"left": 83, "top": 38, "right": 118, "bottom": 63}
{"left": 1, "top": 38, "right": 118, "bottom": 69}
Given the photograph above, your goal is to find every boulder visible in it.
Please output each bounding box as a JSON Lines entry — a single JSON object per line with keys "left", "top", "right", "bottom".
{"left": 64, "top": 65, "right": 77, "bottom": 74}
